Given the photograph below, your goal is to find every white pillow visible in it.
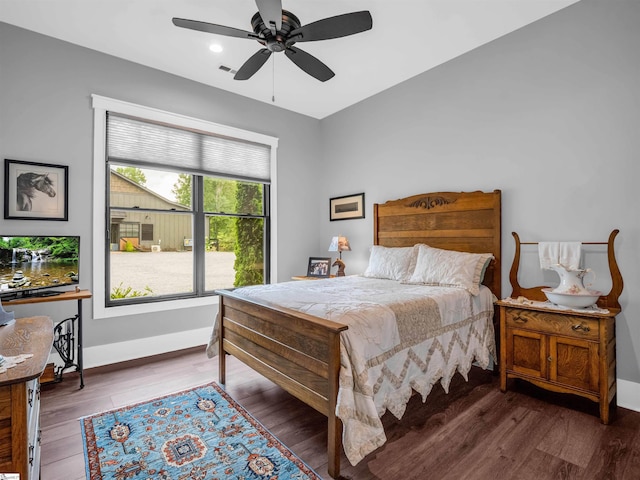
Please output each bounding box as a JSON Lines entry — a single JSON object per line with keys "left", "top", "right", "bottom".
{"left": 407, "top": 245, "right": 493, "bottom": 296}
{"left": 363, "top": 245, "right": 419, "bottom": 282}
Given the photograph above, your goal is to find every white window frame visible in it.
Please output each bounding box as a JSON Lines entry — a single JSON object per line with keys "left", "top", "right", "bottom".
{"left": 92, "top": 94, "right": 278, "bottom": 319}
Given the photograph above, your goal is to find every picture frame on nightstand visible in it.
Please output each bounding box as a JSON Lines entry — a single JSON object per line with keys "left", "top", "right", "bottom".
{"left": 306, "top": 257, "right": 331, "bottom": 278}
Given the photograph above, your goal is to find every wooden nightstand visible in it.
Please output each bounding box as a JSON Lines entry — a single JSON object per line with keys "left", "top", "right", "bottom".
{"left": 291, "top": 275, "right": 336, "bottom": 280}
{"left": 500, "top": 230, "right": 624, "bottom": 424}
{"left": 497, "top": 301, "right": 618, "bottom": 423}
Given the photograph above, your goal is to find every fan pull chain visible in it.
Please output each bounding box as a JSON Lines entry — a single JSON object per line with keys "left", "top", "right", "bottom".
{"left": 272, "top": 55, "right": 276, "bottom": 103}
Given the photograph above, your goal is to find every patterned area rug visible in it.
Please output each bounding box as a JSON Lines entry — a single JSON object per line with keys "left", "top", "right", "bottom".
{"left": 81, "top": 382, "right": 321, "bottom": 480}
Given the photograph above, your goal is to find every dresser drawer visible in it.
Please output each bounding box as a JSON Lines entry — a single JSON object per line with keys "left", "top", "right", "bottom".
{"left": 504, "top": 307, "right": 599, "bottom": 341}
{"left": 0, "top": 385, "right": 11, "bottom": 465}
{"left": 0, "top": 385, "right": 10, "bottom": 420}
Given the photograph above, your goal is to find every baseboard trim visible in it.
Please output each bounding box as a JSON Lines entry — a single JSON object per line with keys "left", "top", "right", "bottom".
{"left": 617, "top": 379, "right": 640, "bottom": 412}
{"left": 81, "top": 327, "right": 212, "bottom": 369}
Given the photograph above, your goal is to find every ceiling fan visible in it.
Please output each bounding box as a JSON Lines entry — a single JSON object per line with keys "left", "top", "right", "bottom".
{"left": 172, "top": 0, "right": 373, "bottom": 82}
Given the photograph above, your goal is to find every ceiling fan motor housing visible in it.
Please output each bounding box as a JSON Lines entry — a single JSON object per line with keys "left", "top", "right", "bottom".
{"left": 251, "top": 10, "right": 301, "bottom": 52}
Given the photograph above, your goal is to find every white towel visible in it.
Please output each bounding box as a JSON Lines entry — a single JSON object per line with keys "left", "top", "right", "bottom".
{"left": 538, "top": 242, "right": 559, "bottom": 270}
{"left": 539, "top": 241, "right": 582, "bottom": 270}
{"left": 559, "top": 242, "right": 582, "bottom": 270}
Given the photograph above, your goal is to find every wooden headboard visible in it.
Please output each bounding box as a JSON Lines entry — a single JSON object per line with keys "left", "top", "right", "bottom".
{"left": 373, "top": 190, "right": 502, "bottom": 299}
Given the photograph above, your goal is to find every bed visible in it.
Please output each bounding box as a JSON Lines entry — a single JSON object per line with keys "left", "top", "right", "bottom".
{"left": 208, "top": 190, "right": 502, "bottom": 478}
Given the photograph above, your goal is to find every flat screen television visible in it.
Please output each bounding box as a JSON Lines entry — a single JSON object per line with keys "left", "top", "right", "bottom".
{"left": 0, "top": 236, "right": 79, "bottom": 300}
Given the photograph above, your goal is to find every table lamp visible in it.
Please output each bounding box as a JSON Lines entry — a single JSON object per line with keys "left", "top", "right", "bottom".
{"left": 328, "top": 236, "right": 351, "bottom": 276}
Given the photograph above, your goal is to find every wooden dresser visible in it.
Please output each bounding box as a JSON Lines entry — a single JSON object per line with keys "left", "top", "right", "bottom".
{"left": 0, "top": 316, "right": 54, "bottom": 479}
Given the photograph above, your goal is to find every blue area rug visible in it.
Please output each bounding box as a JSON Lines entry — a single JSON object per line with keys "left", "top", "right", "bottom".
{"left": 81, "top": 381, "right": 321, "bottom": 480}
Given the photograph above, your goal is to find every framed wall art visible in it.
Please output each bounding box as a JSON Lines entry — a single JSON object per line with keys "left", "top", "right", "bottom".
{"left": 4, "top": 159, "right": 69, "bottom": 220}
{"left": 329, "top": 192, "right": 365, "bottom": 221}
{"left": 307, "top": 257, "right": 331, "bottom": 278}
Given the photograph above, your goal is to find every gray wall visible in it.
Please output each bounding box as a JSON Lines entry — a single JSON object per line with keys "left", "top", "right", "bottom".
{"left": 318, "top": 0, "right": 640, "bottom": 384}
{"left": 0, "top": 22, "right": 322, "bottom": 347}
{"left": 1, "top": 0, "right": 638, "bottom": 387}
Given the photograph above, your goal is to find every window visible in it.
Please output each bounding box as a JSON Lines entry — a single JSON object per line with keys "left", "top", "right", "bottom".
{"left": 92, "top": 95, "right": 278, "bottom": 318}
{"left": 141, "top": 224, "right": 154, "bottom": 242}
{"left": 106, "top": 114, "right": 271, "bottom": 306}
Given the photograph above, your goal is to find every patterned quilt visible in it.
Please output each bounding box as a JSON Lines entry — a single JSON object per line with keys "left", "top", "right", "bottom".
{"left": 207, "top": 276, "right": 496, "bottom": 465}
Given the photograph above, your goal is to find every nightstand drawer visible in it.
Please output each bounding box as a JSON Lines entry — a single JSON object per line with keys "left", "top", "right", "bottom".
{"left": 504, "top": 308, "right": 599, "bottom": 341}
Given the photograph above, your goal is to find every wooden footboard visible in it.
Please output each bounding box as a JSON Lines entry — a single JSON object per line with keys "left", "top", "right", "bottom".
{"left": 216, "top": 289, "right": 348, "bottom": 478}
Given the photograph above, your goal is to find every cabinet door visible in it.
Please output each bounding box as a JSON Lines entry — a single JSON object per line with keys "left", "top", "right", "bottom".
{"left": 549, "top": 336, "right": 599, "bottom": 392}
{"left": 507, "top": 328, "right": 547, "bottom": 379}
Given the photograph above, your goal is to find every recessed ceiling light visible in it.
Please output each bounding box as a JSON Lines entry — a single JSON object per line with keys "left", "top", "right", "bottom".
{"left": 209, "top": 44, "right": 223, "bottom": 53}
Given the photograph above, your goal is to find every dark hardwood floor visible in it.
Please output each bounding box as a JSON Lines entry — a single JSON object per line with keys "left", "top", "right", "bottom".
{"left": 40, "top": 347, "right": 640, "bottom": 479}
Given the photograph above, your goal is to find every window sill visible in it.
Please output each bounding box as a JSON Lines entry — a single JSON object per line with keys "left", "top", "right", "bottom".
{"left": 93, "top": 295, "right": 219, "bottom": 319}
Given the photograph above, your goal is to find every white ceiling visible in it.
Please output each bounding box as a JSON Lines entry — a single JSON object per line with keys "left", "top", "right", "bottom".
{"left": 0, "top": 0, "right": 579, "bottom": 119}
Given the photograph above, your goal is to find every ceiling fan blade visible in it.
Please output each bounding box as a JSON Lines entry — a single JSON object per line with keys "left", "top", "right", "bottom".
{"left": 172, "top": 18, "right": 259, "bottom": 40}
{"left": 285, "top": 47, "right": 334, "bottom": 82}
{"left": 256, "top": 0, "right": 282, "bottom": 33}
{"left": 234, "top": 49, "right": 272, "bottom": 80}
{"left": 289, "top": 11, "right": 372, "bottom": 42}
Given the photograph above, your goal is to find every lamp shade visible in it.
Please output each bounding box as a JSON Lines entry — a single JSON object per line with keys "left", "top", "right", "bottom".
{"left": 328, "top": 236, "right": 351, "bottom": 252}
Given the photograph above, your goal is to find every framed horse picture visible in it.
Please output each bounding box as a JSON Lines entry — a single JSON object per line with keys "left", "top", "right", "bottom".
{"left": 4, "top": 159, "right": 69, "bottom": 220}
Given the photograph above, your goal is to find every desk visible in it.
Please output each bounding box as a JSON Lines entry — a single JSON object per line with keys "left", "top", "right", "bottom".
{"left": 3, "top": 289, "right": 92, "bottom": 388}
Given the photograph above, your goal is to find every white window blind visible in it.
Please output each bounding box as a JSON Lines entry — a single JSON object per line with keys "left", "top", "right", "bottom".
{"left": 107, "top": 114, "right": 271, "bottom": 182}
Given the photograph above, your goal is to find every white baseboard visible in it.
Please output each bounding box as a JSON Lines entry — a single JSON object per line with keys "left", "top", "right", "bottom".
{"left": 617, "top": 379, "right": 640, "bottom": 412}
{"left": 79, "top": 327, "right": 211, "bottom": 369}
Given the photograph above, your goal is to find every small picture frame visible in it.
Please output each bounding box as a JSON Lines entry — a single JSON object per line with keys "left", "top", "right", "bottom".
{"left": 307, "top": 257, "right": 331, "bottom": 278}
{"left": 330, "top": 192, "right": 365, "bottom": 221}
{"left": 4, "top": 159, "right": 69, "bottom": 221}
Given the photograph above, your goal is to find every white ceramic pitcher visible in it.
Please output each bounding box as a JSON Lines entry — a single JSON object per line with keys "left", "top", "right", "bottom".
{"left": 550, "top": 264, "right": 595, "bottom": 295}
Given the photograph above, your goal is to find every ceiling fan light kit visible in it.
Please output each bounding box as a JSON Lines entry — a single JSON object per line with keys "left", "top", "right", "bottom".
{"left": 172, "top": 0, "right": 372, "bottom": 82}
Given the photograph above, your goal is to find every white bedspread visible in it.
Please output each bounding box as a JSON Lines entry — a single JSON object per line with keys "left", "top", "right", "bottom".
{"left": 207, "top": 276, "right": 496, "bottom": 465}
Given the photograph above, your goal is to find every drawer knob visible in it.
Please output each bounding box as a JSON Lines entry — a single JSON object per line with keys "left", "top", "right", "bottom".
{"left": 548, "top": 356, "right": 553, "bottom": 362}
{"left": 513, "top": 315, "right": 528, "bottom": 324}
{"left": 572, "top": 323, "right": 591, "bottom": 333}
